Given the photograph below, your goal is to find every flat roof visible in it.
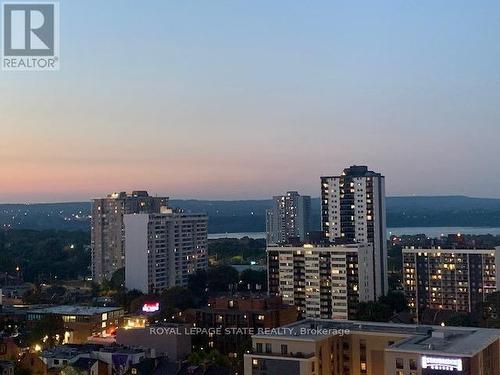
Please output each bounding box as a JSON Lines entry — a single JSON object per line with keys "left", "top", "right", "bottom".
{"left": 267, "top": 244, "right": 370, "bottom": 252}
{"left": 41, "top": 344, "right": 143, "bottom": 359}
{"left": 387, "top": 328, "right": 500, "bottom": 357}
{"left": 27, "top": 305, "right": 123, "bottom": 316}
{"left": 252, "top": 319, "right": 500, "bottom": 356}
{"left": 402, "top": 248, "right": 496, "bottom": 254}
{"left": 41, "top": 344, "right": 103, "bottom": 359}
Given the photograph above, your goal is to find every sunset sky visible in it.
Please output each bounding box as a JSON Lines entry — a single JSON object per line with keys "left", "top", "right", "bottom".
{"left": 1, "top": 1, "right": 500, "bottom": 202}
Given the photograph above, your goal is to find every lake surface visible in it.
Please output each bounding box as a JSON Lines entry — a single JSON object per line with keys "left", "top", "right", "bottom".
{"left": 209, "top": 227, "right": 500, "bottom": 240}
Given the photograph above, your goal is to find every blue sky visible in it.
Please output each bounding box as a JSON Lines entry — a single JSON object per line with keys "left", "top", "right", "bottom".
{"left": 1, "top": 1, "right": 500, "bottom": 202}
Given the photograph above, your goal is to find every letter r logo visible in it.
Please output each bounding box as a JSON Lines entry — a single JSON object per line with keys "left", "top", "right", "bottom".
{"left": 3, "top": 3, "right": 55, "bottom": 56}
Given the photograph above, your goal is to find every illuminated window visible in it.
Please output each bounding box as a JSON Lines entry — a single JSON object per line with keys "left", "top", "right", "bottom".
{"left": 63, "top": 315, "right": 76, "bottom": 323}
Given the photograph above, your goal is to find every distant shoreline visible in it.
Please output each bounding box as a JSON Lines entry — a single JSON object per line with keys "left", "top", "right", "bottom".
{"left": 209, "top": 226, "right": 500, "bottom": 240}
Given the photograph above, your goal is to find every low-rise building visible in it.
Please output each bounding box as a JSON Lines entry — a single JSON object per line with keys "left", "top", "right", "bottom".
{"left": 185, "top": 295, "right": 298, "bottom": 355}
{"left": 0, "top": 338, "right": 20, "bottom": 360}
{"left": 0, "top": 360, "right": 14, "bottom": 375}
{"left": 40, "top": 344, "right": 146, "bottom": 375}
{"left": 244, "top": 319, "right": 500, "bottom": 375}
{"left": 40, "top": 344, "right": 101, "bottom": 370}
{"left": 27, "top": 306, "right": 124, "bottom": 344}
{"left": 60, "top": 357, "right": 108, "bottom": 375}
{"left": 116, "top": 323, "right": 191, "bottom": 360}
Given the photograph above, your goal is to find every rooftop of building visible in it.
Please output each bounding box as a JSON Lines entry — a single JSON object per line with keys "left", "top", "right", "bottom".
{"left": 402, "top": 247, "right": 498, "bottom": 253}
{"left": 41, "top": 344, "right": 104, "bottom": 359}
{"left": 267, "top": 243, "right": 370, "bottom": 251}
{"left": 252, "top": 319, "right": 500, "bottom": 356}
{"left": 27, "top": 305, "right": 123, "bottom": 316}
{"left": 99, "top": 191, "right": 168, "bottom": 200}
{"left": 388, "top": 327, "right": 500, "bottom": 357}
{"left": 70, "top": 357, "right": 98, "bottom": 370}
{"left": 41, "top": 344, "right": 144, "bottom": 359}
{"left": 210, "top": 292, "right": 281, "bottom": 301}
{"left": 97, "top": 345, "right": 145, "bottom": 354}
{"left": 321, "top": 165, "right": 383, "bottom": 179}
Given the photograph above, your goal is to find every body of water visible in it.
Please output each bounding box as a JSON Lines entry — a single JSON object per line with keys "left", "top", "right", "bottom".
{"left": 208, "top": 232, "right": 266, "bottom": 239}
{"left": 387, "top": 226, "right": 500, "bottom": 237}
{"left": 209, "top": 227, "right": 500, "bottom": 240}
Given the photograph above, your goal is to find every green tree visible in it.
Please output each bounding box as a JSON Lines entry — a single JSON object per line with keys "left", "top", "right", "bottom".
{"left": 238, "top": 269, "right": 267, "bottom": 292}
{"left": 187, "top": 349, "right": 230, "bottom": 367}
{"left": 129, "top": 294, "right": 155, "bottom": 315}
{"left": 161, "top": 286, "right": 196, "bottom": 312}
{"left": 207, "top": 265, "right": 239, "bottom": 292}
{"left": 445, "top": 313, "right": 475, "bottom": 327}
{"left": 116, "top": 289, "right": 144, "bottom": 313}
{"left": 0, "top": 230, "right": 90, "bottom": 283}
{"left": 355, "top": 301, "right": 393, "bottom": 322}
{"left": 188, "top": 270, "right": 208, "bottom": 296}
{"left": 109, "top": 268, "right": 125, "bottom": 291}
{"left": 379, "top": 291, "right": 407, "bottom": 314}
{"left": 27, "top": 315, "right": 65, "bottom": 348}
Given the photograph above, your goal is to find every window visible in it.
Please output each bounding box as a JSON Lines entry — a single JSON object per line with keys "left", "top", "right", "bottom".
{"left": 396, "top": 358, "right": 404, "bottom": 369}
{"left": 252, "top": 359, "right": 258, "bottom": 367}
{"left": 256, "top": 343, "right": 263, "bottom": 353}
{"left": 63, "top": 315, "right": 76, "bottom": 323}
{"left": 265, "top": 343, "right": 272, "bottom": 353}
{"left": 409, "top": 358, "right": 417, "bottom": 370}
{"left": 281, "top": 344, "right": 288, "bottom": 355}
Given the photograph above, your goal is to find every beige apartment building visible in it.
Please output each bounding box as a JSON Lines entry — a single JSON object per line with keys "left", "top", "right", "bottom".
{"left": 244, "top": 319, "right": 500, "bottom": 375}
{"left": 267, "top": 244, "right": 375, "bottom": 320}
{"left": 91, "top": 191, "right": 168, "bottom": 283}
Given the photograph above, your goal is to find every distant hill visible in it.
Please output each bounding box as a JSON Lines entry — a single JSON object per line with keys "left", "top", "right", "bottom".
{"left": 1, "top": 196, "right": 500, "bottom": 232}
{"left": 386, "top": 196, "right": 500, "bottom": 211}
{"left": 385, "top": 196, "right": 500, "bottom": 228}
